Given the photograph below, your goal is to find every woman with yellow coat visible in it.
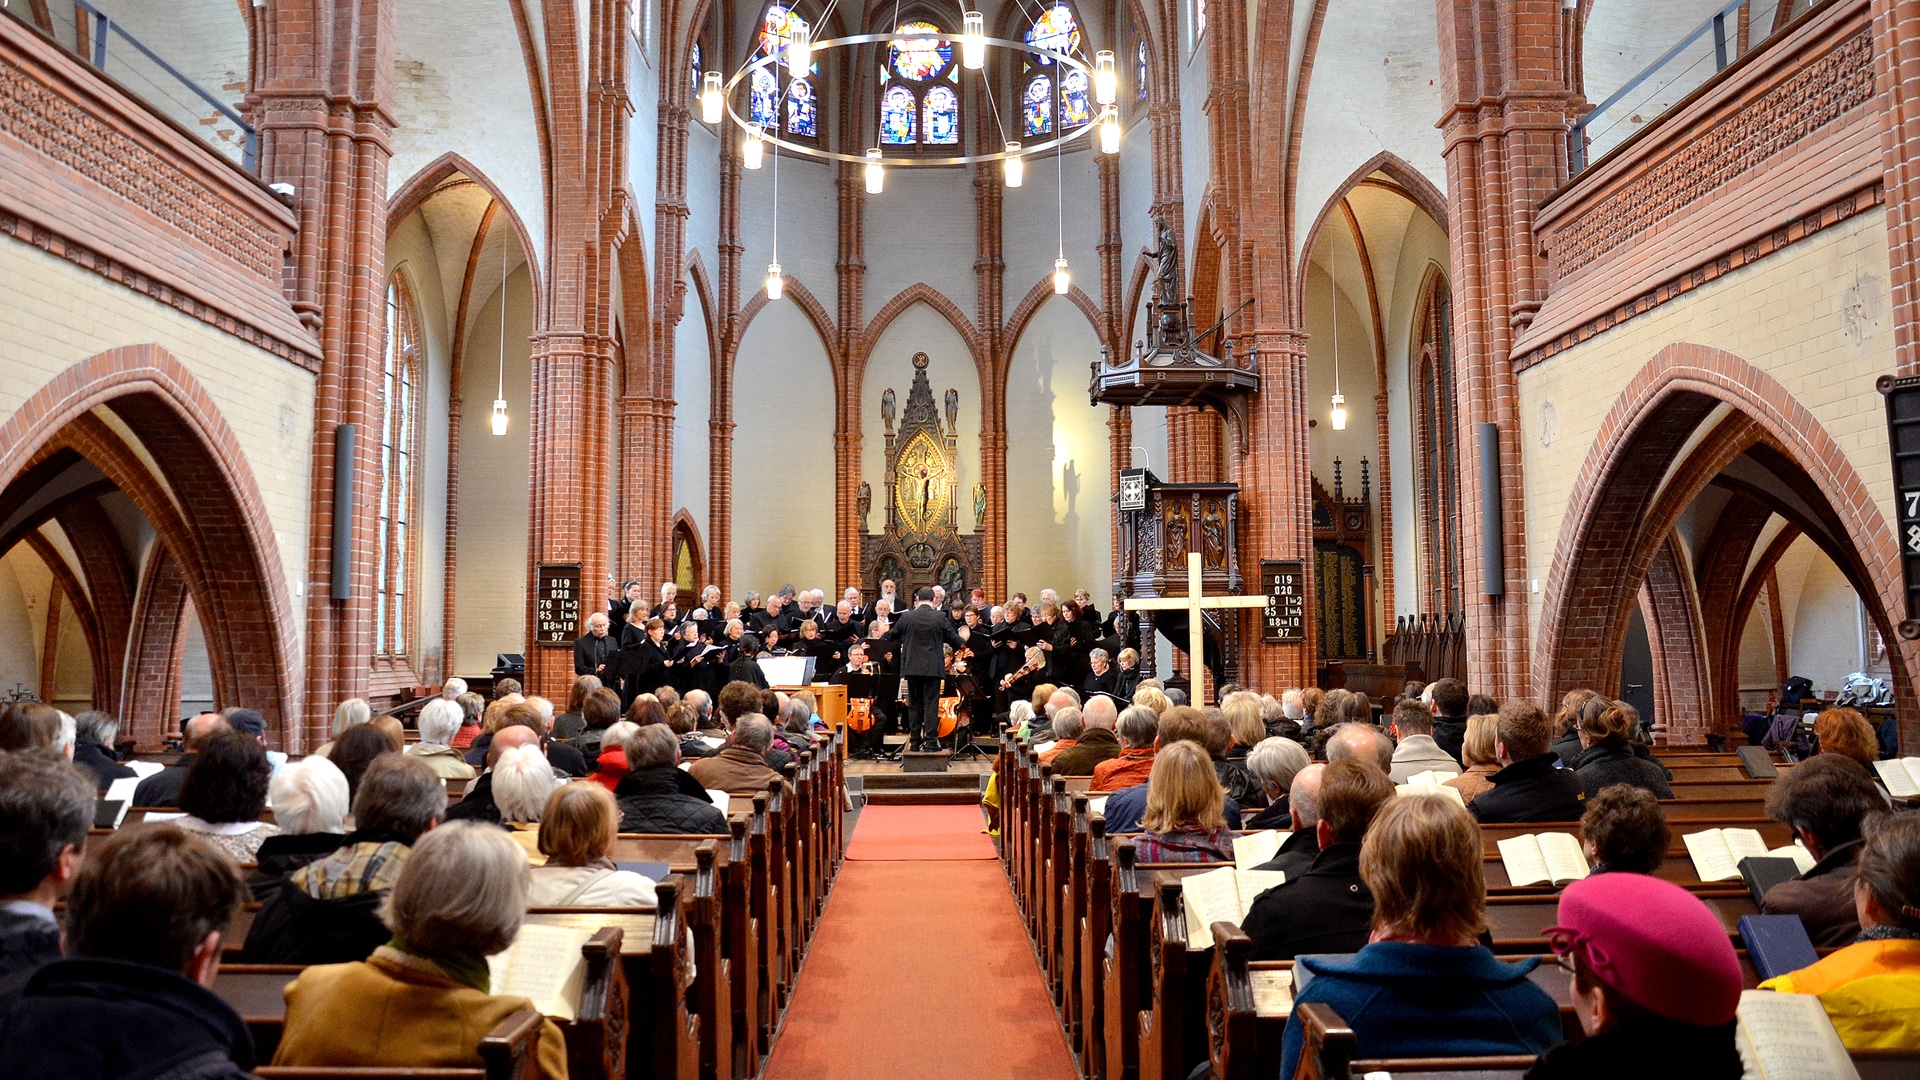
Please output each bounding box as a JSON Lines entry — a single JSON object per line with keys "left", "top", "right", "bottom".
{"left": 1759, "top": 811, "right": 1920, "bottom": 1050}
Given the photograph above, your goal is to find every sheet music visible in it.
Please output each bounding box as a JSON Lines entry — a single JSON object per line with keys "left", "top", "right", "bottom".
{"left": 1232, "top": 830, "right": 1285, "bottom": 872}
{"left": 126, "top": 760, "right": 164, "bottom": 779}
{"left": 1497, "top": 835, "right": 1553, "bottom": 888}
{"left": 1872, "top": 758, "right": 1920, "bottom": 798}
{"left": 1395, "top": 772, "right": 1465, "bottom": 807}
{"left": 1182, "top": 868, "right": 1286, "bottom": 951}
{"left": 1768, "top": 843, "right": 1817, "bottom": 874}
{"left": 1685, "top": 830, "right": 1747, "bottom": 883}
{"left": 489, "top": 923, "right": 593, "bottom": 1021}
{"left": 1735, "top": 989, "right": 1860, "bottom": 1080}
{"left": 1539, "top": 832, "right": 1591, "bottom": 884}
{"left": 1724, "top": 828, "right": 1771, "bottom": 863}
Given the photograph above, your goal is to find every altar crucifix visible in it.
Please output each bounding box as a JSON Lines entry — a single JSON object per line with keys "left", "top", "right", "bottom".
{"left": 1124, "top": 551, "right": 1270, "bottom": 704}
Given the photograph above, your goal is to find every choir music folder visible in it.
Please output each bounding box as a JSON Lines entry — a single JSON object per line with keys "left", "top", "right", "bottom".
{"left": 1737, "top": 914, "right": 1819, "bottom": 983}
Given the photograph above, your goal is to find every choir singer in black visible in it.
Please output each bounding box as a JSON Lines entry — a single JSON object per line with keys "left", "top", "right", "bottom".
{"left": 885, "top": 587, "right": 969, "bottom": 752}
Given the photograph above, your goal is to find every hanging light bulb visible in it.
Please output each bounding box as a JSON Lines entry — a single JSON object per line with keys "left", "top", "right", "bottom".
{"left": 742, "top": 124, "right": 764, "bottom": 169}
{"left": 1094, "top": 50, "right": 1118, "bottom": 105}
{"left": 1329, "top": 392, "right": 1348, "bottom": 431}
{"left": 700, "top": 70, "right": 723, "bottom": 124}
{"left": 1003, "top": 142, "right": 1023, "bottom": 187}
{"left": 1329, "top": 251, "right": 1345, "bottom": 430}
{"left": 766, "top": 261, "right": 784, "bottom": 300}
{"left": 1054, "top": 257, "right": 1071, "bottom": 295}
{"left": 491, "top": 397, "right": 509, "bottom": 436}
{"left": 1099, "top": 107, "right": 1121, "bottom": 154}
{"left": 492, "top": 237, "right": 509, "bottom": 436}
{"left": 865, "top": 147, "right": 885, "bottom": 194}
{"left": 962, "top": 11, "right": 986, "bottom": 69}
{"left": 787, "top": 22, "right": 811, "bottom": 72}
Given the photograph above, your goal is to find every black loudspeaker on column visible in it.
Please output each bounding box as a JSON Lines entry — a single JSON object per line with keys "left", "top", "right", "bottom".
{"left": 1479, "top": 422, "right": 1504, "bottom": 597}
{"left": 330, "top": 424, "right": 355, "bottom": 601}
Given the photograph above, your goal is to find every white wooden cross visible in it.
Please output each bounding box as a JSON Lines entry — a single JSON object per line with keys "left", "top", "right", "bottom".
{"left": 1123, "top": 551, "right": 1270, "bottom": 705}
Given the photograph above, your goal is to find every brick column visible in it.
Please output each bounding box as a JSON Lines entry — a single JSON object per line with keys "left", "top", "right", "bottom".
{"left": 1433, "top": 0, "right": 1577, "bottom": 701}
{"left": 1876, "top": 0, "right": 1920, "bottom": 375}
{"left": 251, "top": 0, "right": 395, "bottom": 744}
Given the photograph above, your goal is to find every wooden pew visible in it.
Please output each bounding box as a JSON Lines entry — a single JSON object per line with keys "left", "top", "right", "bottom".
{"left": 1102, "top": 843, "right": 1234, "bottom": 1080}
{"left": 222, "top": 928, "right": 621, "bottom": 1080}
{"left": 1297, "top": 1000, "right": 1537, "bottom": 1080}
{"left": 253, "top": 1008, "right": 546, "bottom": 1080}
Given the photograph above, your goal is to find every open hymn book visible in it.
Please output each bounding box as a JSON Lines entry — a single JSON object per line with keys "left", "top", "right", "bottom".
{"left": 1685, "top": 829, "right": 1816, "bottom": 883}
{"left": 1231, "top": 830, "right": 1288, "bottom": 872}
{"left": 1872, "top": 757, "right": 1920, "bottom": 798}
{"left": 1395, "top": 771, "right": 1465, "bottom": 808}
{"left": 487, "top": 923, "right": 594, "bottom": 1021}
{"left": 1735, "top": 989, "right": 1860, "bottom": 1080}
{"left": 1495, "top": 832, "right": 1590, "bottom": 887}
{"left": 1181, "top": 866, "right": 1286, "bottom": 951}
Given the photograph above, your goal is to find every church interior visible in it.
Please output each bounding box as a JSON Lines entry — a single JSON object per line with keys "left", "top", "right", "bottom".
{"left": 2, "top": 0, "right": 1920, "bottom": 1075}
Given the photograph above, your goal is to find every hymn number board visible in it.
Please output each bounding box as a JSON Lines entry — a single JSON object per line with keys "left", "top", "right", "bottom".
{"left": 1882, "top": 377, "right": 1920, "bottom": 637}
{"left": 1260, "top": 560, "right": 1306, "bottom": 644}
{"left": 535, "top": 563, "right": 582, "bottom": 646}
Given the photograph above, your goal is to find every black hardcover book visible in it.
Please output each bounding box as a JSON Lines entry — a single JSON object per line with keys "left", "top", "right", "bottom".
{"left": 1738, "top": 855, "right": 1805, "bottom": 908}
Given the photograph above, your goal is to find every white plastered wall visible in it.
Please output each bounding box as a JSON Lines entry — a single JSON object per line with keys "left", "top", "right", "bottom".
{"left": 730, "top": 300, "right": 837, "bottom": 593}
{"left": 386, "top": 214, "right": 457, "bottom": 682}
{"left": 1004, "top": 296, "right": 1111, "bottom": 600}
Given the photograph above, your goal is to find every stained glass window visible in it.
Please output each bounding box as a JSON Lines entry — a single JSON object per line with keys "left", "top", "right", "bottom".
{"left": 690, "top": 41, "right": 702, "bottom": 95}
{"left": 1023, "top": 73, "right": 1053, "bottom": 136}
{"left": 375, "top": 277, "right": 419, "bottom": 659}
{"left": 759, "top": 4, "right": 805, "bottom": 65}
{"left": 1025, "top": 4, "right": 1081, "bottom": 63}
{"left": 1193, "top": 0, "right": 1207, "bottom": 46}
{"left": 786, "top": 77, "right": 817, "bottom": 137}
{"left": 1136, "top": 38, "right": 1148, "bottom": 99}
{"left": 1060, "top": 68, "right": 1091, "bottom": 127}
{"left": 890, "top": 20, "right": 952, "bottom": 80}
{"left": 880, "top": 84, "right": 916, "bottom": 144}
{"left": 749, "top": 67, "right": 779, "bottom": 128}
{"left": 923, "top": 85, "right": 959, "bottom": 144}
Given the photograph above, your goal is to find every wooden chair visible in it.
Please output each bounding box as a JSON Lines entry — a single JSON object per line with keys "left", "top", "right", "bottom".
{"left": 255, "top": 1006, "right": 542, "bottom": 1079}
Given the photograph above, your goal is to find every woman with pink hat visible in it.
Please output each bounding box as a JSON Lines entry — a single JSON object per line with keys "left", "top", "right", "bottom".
{"left": 1530, "top": 873, "right": 1745, "bottom": 1078}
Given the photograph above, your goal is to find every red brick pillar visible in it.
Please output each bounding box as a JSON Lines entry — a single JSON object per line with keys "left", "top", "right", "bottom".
{"left": 1877, "top": 0, "right": 1920, "bottom": 376}
{"left": 251, "top": 0, "right": 395, "bottom": 745}
{"left": 1433, "top": 0, "right": 1577, "bottom": 702}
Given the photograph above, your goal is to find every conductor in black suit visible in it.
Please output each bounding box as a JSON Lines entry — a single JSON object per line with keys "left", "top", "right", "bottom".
{"left": 885, "top": 587, "right": 969, "bottom": 751}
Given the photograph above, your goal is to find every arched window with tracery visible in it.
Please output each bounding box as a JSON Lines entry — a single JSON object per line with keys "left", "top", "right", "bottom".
{"left": 1412, "top": 272, "right": 1460, "bottom": 615}
{"left": 878, "top": 19, "right": 959, "bottom": 147}
{"left": 375, "top": 276, "right": 422, "bottom": 660}
{"left": 751, "top": 4, "right": 819, "bottom": 142}
{"left": 1020, "top": 3, "right": 1090, "bottom": 138}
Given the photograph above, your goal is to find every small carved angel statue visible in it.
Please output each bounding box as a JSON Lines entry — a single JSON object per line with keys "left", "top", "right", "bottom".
{"left": 945, "top": 388, "right": 959, "bottom": 430}
{"left": 972, "top": 482, "right": 987, "bottom": 530}
{"left": 881, "top": 388, "right": 897, "bottom": 430}
{"left": 857, "top": 481, "right": 872, "bottom": 531}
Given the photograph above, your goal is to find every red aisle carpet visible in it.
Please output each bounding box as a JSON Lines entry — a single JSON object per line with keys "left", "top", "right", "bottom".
{"left": 843, "top": 804, "right": 997, "bottom": 861}
{"left": 761, "top": 858, "right": 1077, "bottom": 1080}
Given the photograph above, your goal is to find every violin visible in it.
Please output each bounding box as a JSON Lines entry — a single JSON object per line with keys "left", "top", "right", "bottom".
{"left": 999, "top": 656, "right": 1042, "bottom": 692}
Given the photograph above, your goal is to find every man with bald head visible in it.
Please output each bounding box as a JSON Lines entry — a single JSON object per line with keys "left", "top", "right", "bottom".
{"left": 444, "top": 715, "right": 562, "bottom": 824}
{"left": 1324, "top": 722, "right": 1395, "bottom": 774}
{"left": 1250, "top": 763, "right": 1326, "bottom": 878}
{"left": 131, "top": 713, "right": 230, "bottom": 808}
{"left": 1051, "top": 694, "right": 1121, "bottom": 776}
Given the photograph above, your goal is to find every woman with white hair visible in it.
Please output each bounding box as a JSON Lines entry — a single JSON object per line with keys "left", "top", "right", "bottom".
{"left": 271, "top": 822, "right": 569, "bottom": 1078}
{"left": 1243, "top": 737, "right": 1311, "bottom": 830}
{"left": 314, "top": 698, "right": 371, "bottom": 758}
{"left": 254, "top": 756, "right": 351, "bottom": 878}
{"left": 404, "top": 699, "right": 478, "bottom": 780}
{"left": 492, "top": 744, "right": 560, "bottom": 860}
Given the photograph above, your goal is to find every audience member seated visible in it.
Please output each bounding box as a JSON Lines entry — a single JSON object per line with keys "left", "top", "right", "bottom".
{"left": 669, "top": 700, "right": 717, "bottom": 759}
{"left": 1278, "top": 795, "right": 1563, "bottom": 1080}
{"left": 1248, "top": 763, "right": 1325, "bottom": 877}
{"left": 253, "top": 755, "right": 351, "bottom": 882}
{"left": 715, "top": 680, "right": 764, "bottom": 731}
{"left": 531, "top": 782, "right": 661, "bottom": 906}
{"left": 1574, "top": 704, "right": 1673, "bottom": 799}
{"left": 463, "top": 702, "right": 589, "bottom": 777}
{"left": 553, "top": 674, "right": 601, "bottom": 740}
{"left": 1038, "top": 707, "right": 1083, "bottom": 765}
{"left": 1325, "top": 721, "right": 1396, "bottom": 775}
{"left": 1242, "top": 737, "right": 1310, "bottom": 830}
{"left": 0, "top": 751, "right": 93, "bottom": 1009}
{"left": 573, "top": 687, "right": 628, "bottom": 759}
{"left": 1263, "top": 692, "right": 1305, "bottom": 742}
{"left": 1050, "top": 695, "right": 1121, "bottom": 776}
{"left": 1029, "top": 687, "right": 1082, "bottom": 743}
{"left": 1132, "top": 742, "right": 1233, "bottom": 862}
{"left": 1427, "top": 678, "right": 1471, "bottom": 765}
{"left": 1471, "top": 701, "right": 1586, "bottom": 824}
{"left": 1529, "top": 873, "right": 1745, "bottom": 1078}
{"left": 0, "top": 701, "right": 59, "bottom": 752}
{"left": 1243, "top": 758, "right": 1395, "bottom": 960}
{"left": 406, "top": 698, "right": 480, "bottom": 779}
{"left": 1761, "top": 754, "right": 1888, "bottom": 946}
{"left": 589, "top": 720, "right": 639, "bottom": 791}
{"left": 272, "top": 822, "right": 568, "bottom": 1079}
{"left": 452, "top": 690, "right": 485, "bottom": 748}
{"left": 1131, "top": 685, "right": 1171, "bottom": 716}
{"left": 1091, "top": 705, "right": 1165, "bottom": 790}
{"left": 0, "top": 826, "right": 254, "bottom": 1080}
{"left": 446, "top": 718, "right": 563, "bottom": 824}
{"left": 689, "top": 716, "right": 792, "bottom": 796}
{"left": 240, "top": 753, "right": 446, "bottom": 964}
{"left": 1549, "top": 690, "right": 1602, "bottom": 770}
{"left": 173, "top": 729, "right": 282, "bottom": 861}
{"left": 132, "top": 713, "right": 229, "bottom": 807}
{"left": 69, "top": 710, "right": 135, "bottom": 791}
{"left": 494, "top": 744, "right": 560, "bottom": 857}
{"left": 331, "top": 720, "right": 403, "bottom": 799}
{"left": 314, "top": 697, "right": 372, "bottom": 758}
{"left": 1580, "top": 784, "right": 1669, "bottom": 875}
{"left": 1814, "top": 707, "right": 1882, "bottom": 770}
{"left": 1760, "top": 810, "right": 1920, "bottom": 1050}
{"left": 1207, "top": 706, "right": 1266, "bottom": 809}
{"left": 1440, "top": 714, "right": 1500, "bottom": 804}
{"left": 1098, "top": 708, "right": 1243, "bottom": 833}
{"left": 1388, "top": 699, "right": 1460, "bottom": 782}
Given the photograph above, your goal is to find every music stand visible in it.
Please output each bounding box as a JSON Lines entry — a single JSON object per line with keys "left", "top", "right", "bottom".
{"left": 947, "top": 674, "right": 989, "bottom": 762}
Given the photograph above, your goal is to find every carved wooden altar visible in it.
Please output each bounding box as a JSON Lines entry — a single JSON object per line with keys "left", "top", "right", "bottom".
{"left": 859, "top": 352, "right": 982, "bottom": 596}
{"left": 1312, "top": 459, "right": 1374, "bottom": 661}
{"left": 1113, "top": 469, "right": 1245, "bottom": 686}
